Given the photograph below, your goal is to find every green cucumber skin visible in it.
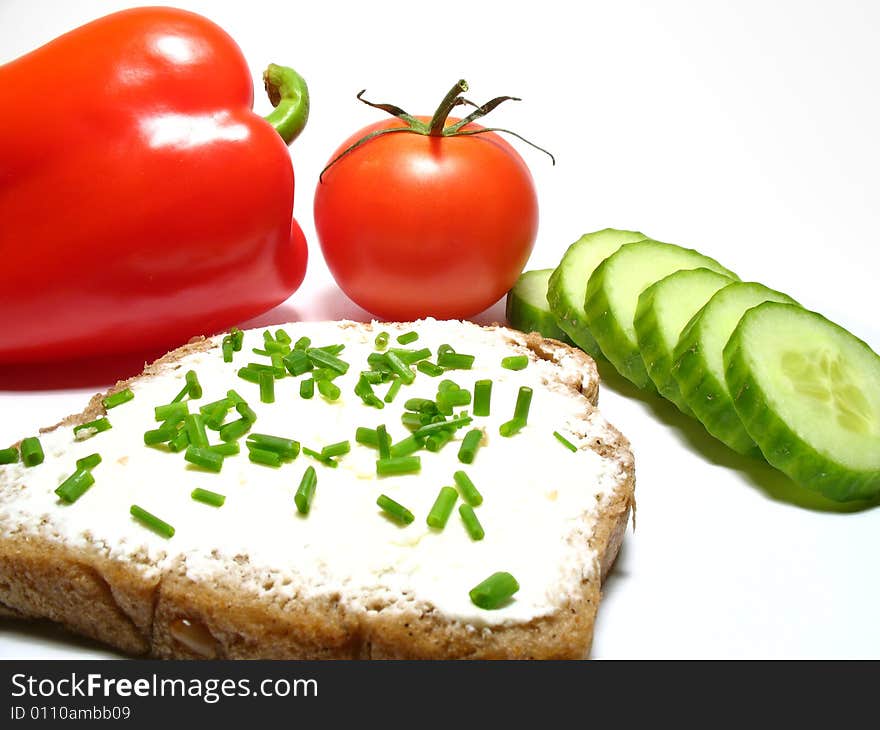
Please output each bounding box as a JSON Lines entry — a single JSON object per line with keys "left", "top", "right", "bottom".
{"left": 546, "top": 228, "right": 646, "bottom": 358}
{"left": 634, "top": 298, "right": 695, "bottom": 414}
{"left": 505, "top": 269, "right": 574, "bottom": 344}
{"left": 724, "top": 303, "right": 880, "bottom": 502}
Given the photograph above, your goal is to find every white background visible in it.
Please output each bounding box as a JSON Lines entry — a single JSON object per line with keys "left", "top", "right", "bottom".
{"left": 1, "top": 0, "right": 878, "bottom": 659}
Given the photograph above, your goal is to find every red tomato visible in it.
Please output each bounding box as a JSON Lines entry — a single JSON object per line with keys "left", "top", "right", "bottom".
{"left": 313, "top": 116, "right": 539, "bottom": 320}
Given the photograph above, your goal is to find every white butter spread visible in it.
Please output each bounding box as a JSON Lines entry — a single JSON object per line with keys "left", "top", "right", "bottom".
{"left": 0, "top": 320, "right": 628, "bottom": 626}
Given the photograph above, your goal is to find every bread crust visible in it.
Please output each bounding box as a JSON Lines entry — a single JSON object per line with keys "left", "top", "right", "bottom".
{"left": 0, "top": 325, "right": 634, "bottom": 659}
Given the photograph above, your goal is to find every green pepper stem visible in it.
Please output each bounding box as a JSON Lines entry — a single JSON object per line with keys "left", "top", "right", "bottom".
{"left": 262, "top": 64, "right": 309, "bottom": 145}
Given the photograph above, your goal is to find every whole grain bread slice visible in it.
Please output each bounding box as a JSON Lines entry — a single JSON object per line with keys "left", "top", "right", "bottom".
{"left": 0, "top": 322, "right": 634, "bottom": 659}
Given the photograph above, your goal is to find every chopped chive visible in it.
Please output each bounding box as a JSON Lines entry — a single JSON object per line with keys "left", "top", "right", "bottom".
{"left": 302, "top": 446, "right": 339, "bottom": 468}
{"left": 20, "top": 437, "right": 44, "bottom": 467}
{"left": 438, "top": 344, "right": 455, "bottom": 357}
{"left": 227, "top": 389, "right": 246, "bottom": 406}
{"left": 237, "top": 366, "right": 261, "bottom": 384}
{"left": 263, "top": 329, "right": 276, "bottom": 346}
{"left": 376, "top": 424, "right": 391, "bottom": 460}
{"left": 437, "top": 388, "right": 471, "bottom": 413}
{"left": 154, "top": 401, "right": 188, "bottom": 423}
{"left": 265, "top": 340, "right": 290, "bottom": 355}
{"left": 171, "top": 382, "right": 189, "bottom": 403}
{"left": 453, "top": 470, "right": 483, "bottom": 506}
{"left": 0, "top": 447, "right": 18, "bottom": 464}
{"left": 202, "top": 403, "right": 232, "bottom": 431}
{"left": 306, "top": 347, "right": 350, "bottom": 375}
{"left": 184, "top": 413, "right": 209, "bottom": 449}
{"left": 317, "top": 379, "right": 340, "bottom": 401}
{"left": 367, "top": 352, "right": 393, "bottom": 373}
{"left": 300, "top": 378, "right": 315, "bottom": 399}
{"left": 321, "top": 440, "right": 351, "bottom": 458}
{"left": 54, "top": 468, "right": 95, "bottom": 504}
{"left": 553, "top": 431, "right": 578, "bottom": 452}
{"left": 219, "top": 418, "right": 251, "bottom": 442}
{"left": 222, "top": 336, "right": 234, "bottom": 362}
{"left": 185, "top": 445, "right": 224, "bottom": 472}
{"left": 245, "top": 362, "right": 274, "bottom": 373}
{"left": 469, "top": 572, "right": 519, "bottom": 609}
{"left": 396, "top": 331, "right": 419, "bottom": 345}
{"left": 76, "top": 453, "right": 102, "bottom": 471}
{"left": 499, "top": 419, "right": 524, "bottom": 437}
{"left": 230, "top": 327, "right": 244, "bottom": 351}
{"left": 425, "top": 429, "right": 453, "bottom": 452}
{"left": 355, "top": 427, "right": 379, "bottom": 448}
{"left": 457, "top": 429, "right": 484, "bottom": 464}
{"left": 74, "top": 418, "right": 111, "bottom": 440}
{"left": 103, "top": 388, "right": 134, "bottom": 409}
{"left": 282, "top": 348, "right": 312, "bottom": 376}
{"left": 254, "top": 347, "right": 271, "bottom": 357}
{"left": 437, "top": 351, "right": 475, "bottom": 369}
{"left": 130, "top": 505, "right": 175, "bottom": 538}
{"left": 247, "top": 445, "right": 282, "bottom": 467}
{"left": 390, "top": 347, "right": 431, "bottom": 364}
{"left": 169, "top": 429, "right": 190, "bottom": 452}
{"left": 384, "top": 377, "right": 403, "bottom": 403}
{"left": 275, "top": 328, "right": 291, "bottom": 344}
{"left": 259, "top": 370, "right": 275, "bottom": 403}
{"left": 355, "top": 374, "right": 385, "bottom": 409}
{"left": 246, "top": 433, "right": 300, "bottom": 460}
{"left": 413, "top": 415, "right": 473, "bottom": 438}
{"left": 377, "top": 494, "right": 414, "bottom": 525}
{"left": 514, "top": 386, "right": 533, "bottom": 423}
{"left": 459, "top": 504, "right": 485, "bottom": 540}
{"left": 376, "top": 455, "right": 421, "bottom": 476}
{"left": 271, "top": 352, "right": 286, "bottom": 377}
{"left": 191, "top": 488, "right": 225, "bottom": 507}
{"left": 236, "top": 401, "right": 257, "bottom": 424}
{"left": 405, "top": 398, "right": 438, "bottom": 414}
{"left": 473, "top": 380, "right": 492, "bottom": 417}
{"left": 185, "top": 370, "right": 202, "bottom": 399}
{"left": 311, "top": 367, "right": 338, "bottom": 382}
{"left": 208, "top": 442, "right": 240, "bottom": 457}
{"left": 144, "top": 426, "right": 175, "bottom": 446}
{"left": 200, "top": 397, "right": 232, "bottom": 417}
{"left": 416, "top": 361, "right": 444, "bottom": 377}
{"left": 401, "top": 412, "right": 425, "bottom": 431}
{"left": 427, "top": 486, "right": 458, "bottom": 529}
{"left": 438, "top": 379, "right": 460, "bottom": 392}
{"left": 294, "top": 336, "right": 311, "bottom": 351}
{"left": 313, "top": 344, "right": 345, "bottom": 355}
{"left": 389, "top": 435, "right": 422, "bottom": 458}
{"left": 294, "top": 465, "right": 318, "bottom": 515}
{"left": 360, "top": 370, "right": 387, "bottom": 384}
{"left": 501, "top": 355, "right": 529, "bottom": 370}
{"left": 384, "top": 352, "right": 415, "bottom": 384}
{"left": 375, "top": 331, "right": 390, "bottom": 350}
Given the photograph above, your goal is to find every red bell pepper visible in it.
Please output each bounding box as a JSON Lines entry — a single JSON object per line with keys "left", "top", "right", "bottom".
{"left": 0, "top": 7, "right": 309, "bottom": 363}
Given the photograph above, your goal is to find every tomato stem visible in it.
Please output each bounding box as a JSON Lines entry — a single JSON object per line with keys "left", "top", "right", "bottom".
{"left": 428, "top": 80, "right": 469, "bottom": 136}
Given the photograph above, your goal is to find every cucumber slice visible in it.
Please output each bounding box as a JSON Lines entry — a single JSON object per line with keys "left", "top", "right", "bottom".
{"left": 505, "top": 269, "right": 573, "bottom": 344}
{"left": 724, "top": 302, "right": 880, "bottom": 501}
{"left": 547, "top": 228, "right": 647, "bottom": 358}
{"left": 634, "top": 268, "right": 734, "bottom": 414}
{"left": 584, "top": 239, "right": 738, "bottom": 389}
{"left": 673, "top": 282, "right": 798, "bottom": 455}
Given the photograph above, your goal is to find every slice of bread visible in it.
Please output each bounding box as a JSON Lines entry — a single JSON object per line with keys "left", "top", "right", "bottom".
{"left": 0, "top": 320, "right": 634, "bottom": 659}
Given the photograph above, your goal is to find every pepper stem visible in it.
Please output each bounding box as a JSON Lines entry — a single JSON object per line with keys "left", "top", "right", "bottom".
{"left": 428, "top": 79, "right": 469, "bottom": 136}
{"left": 263, "top": 64, "right": 309, "bottom": 145}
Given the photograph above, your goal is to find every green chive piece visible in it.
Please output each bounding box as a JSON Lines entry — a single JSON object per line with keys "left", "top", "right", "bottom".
{"left": 246, "top": 433, "right": 300, "bottom": 460}
{"left": 453, "top": 470, "right": 483, "bottom": 506}
{"left": 355, "top": 427, "right": 379, "bottom": 448}
{"left": 54, "top": 468, "right": 95, "bottom": 504}
{"left": 265, "top": 340, "right": 290, "bottom": 356}
{"left": 169, "top": 429, "right": 190, "bottom": 452}
{"left": 275, "top": 328, "right": 291, "bottom": 344}
{"left": 236, "top": 401, "right": 257, "bottom": 424}
{"left": 306, "top": 347, "right": 350, "bottom": 375}
{"left": 103, "top": 388, "right": 134, "bottom": 409}
{"left": 259, "top": 370, "right": 275, "bottom": 403}
{"left": 302, "top": 446, "right": 339, "bottom": 468}
{"left": 317, "top": 379, "right": 340, "bottom": 401}
{"left": 201, "top": 399, "right": 232, "bottom": 430}
{"left": 425, "top": 429, "right": 453, "bottom": 452}
{"left": 360, "top": 370, "right": 387, "bottom": 384}
{"left": 553, "top": 431, "right": 578, "bottom": 452}
{"left": 376, "top": 424, "right": 391, "bottom": 460}
{"left": 294, "top": 465, "right": 318, "bottom": 515}
{"left": 389, "top": 435, "right": 422, "bottom": 458}
{"left": 437, "top": 388, "right": 471, "bottom": 414}
{"left": 282, "top": 348, "right": 312, "bottom": 376}
{"left": 384, "top": 377, "right": 403, "bottom": 403}
{"left": 437, "top": 351, "right": 475, "bottom": 370}
{"left": 171, "top": 382, "right": 189, "bottom": 403}
{"left": 263, "top": 329, "right": 276, "bottom": 346}
{"left": 376, "top": 455, "right": 421, "bottom": 476}
{"left": 469, "top": 572, "right": 519, "bottom": 609}
{"left": 459, "top": 504, "right": 485, "bottom": 540}
{"left": 270, "top": 352, "right": 287, "bottom": 377}
{"left": 253, "top": 347, "right": 272, "bottom": 357}
{"left": 413, "top": 415, "right": 473, "bottom": 438}
{"left": 237, "top": 366, "right": 261, "bottom": 384}
{"left": 185, "top": 445, "right": 224, "bottom": 472}
{"left": 230, "top": 327, "right": 244, "bottom": 351}
{"left": 0, "top": 447, "right": 18, "bottom": 465}
{"left": 396, "top": 331, "right": 419, "bottom": 345}
{"left": 184, "top": 413, "right": 209, "bottom": 449}
{"left": 300, "top": 378, "right": 315, "bottom": 399}
{"left": 367, "top": 352, "right": 393, "bottom": 373}
{"left": 375, "top": 331, "right": 390, "bottom": 350}
{"left": 501, "top": 355, "right": 529, "bottom": 370}
{"left": 154, "top": 402, "right": 188, "bottom": 423}
{"left": 458, "top": 429, "right": 484, "bottom": 464}
{"left": 390, "top": 347, "right": 431, "bottom": 364}
{"left": 248, "top": 446, "right": 282, "bottom": 467}
{"left": 473, "top": 380, "right": 492, "bottom": 417}
{"left": 314, "top": 344, "right": 345, "bottom": 355}
{"left": 191, "top": 488, "right": 225, "bottom": 507}
{"left": 185, "top": 370, "right": 202, "bottom": 399}
{"left": 427, "top": 486, "right": 458, "bottom": 529}
{"left": 499, "top": 419, "right": 525, "bottom": 437}
{"left": 222, "top": 336, "right": 234, "bottom": 362}
{"left": 401, "top": 412, "right": 424, "bottom": 431}
{"left": 219, "top": 418, "right": 251, "bottom": 442}
{"left": 438, "top": 379, "right": 460, "bottom": 392}
{"left": 355, "top": 374, "right": 385, "bottom": 409}
{"left": 130, "top": 505, "right": 175, "bottom": 538}
{"left": 73, "top": 417, "right": 111, "bottom": 440}
{"left": 75, "top": 453, "right": 102, "bottom": 471}
{"left": 384, "top": 351, "right": 415, "bottom": 384}
{"left": 321, "top": 440, "right": 351, "bottom": 458}
{"left": 20, "top": 437, "right": 44, "bottom": 467}
{"left": 294, "top": 336, "right": 311, "bottom": 351}
{"left": 404, "top": 398, "right": 437, "bottom": 414}
{"left": 377, "top": 494, "right": 414, "bottom": 525}
{"left": 226, "top": 389, "right": 246, "bottom": 406}
{"left": 416, "top": 361, "right": 444, "bottom": 377}
{"left": 514, "top": 386, "right": 533, "bottom": 424}
{"left": 208, "top": 442, "right": 240, "bottom": 457}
